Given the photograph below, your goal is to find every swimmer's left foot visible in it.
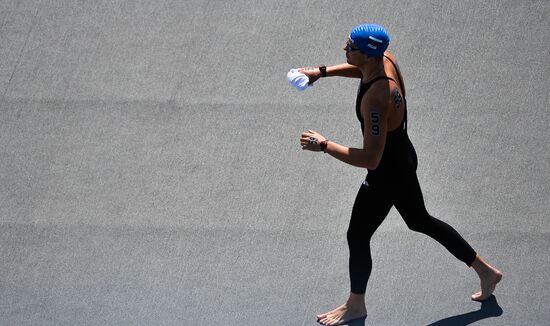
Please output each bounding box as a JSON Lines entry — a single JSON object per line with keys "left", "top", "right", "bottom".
{"left": 317, "top": 302, "right": 367, "bottom": 326}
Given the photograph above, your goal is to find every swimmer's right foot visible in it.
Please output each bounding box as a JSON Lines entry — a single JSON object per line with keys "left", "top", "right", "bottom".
{"left": 472, "top": 269, "right": 502, "bottom": 301}
{"left": 471, "top": 254, "right": 503, "bottom": 301}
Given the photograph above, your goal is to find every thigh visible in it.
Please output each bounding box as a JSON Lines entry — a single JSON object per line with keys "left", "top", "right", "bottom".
{"left": 393, "top": 173, "right": 430, "bottom": 223}
{"left": 348, "top": 182, "right": 393, "bottom": 235}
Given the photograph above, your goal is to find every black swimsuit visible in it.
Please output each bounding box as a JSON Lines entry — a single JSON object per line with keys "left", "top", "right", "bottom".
{"left": 355, "top": 56, "right": 417, "bottom": 184}
{"left": 346, "top": 55, "right": 477, "bottom": 294}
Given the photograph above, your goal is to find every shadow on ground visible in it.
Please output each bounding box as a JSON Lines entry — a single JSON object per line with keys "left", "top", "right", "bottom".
{"left": 317, "top": 296, "right": 502, "bottom": 325}
{"left": 347, "top": 316, "right": 368, "bottom": 326}
{"left": 427, "top": 295, "right": 503, "bottom": 326}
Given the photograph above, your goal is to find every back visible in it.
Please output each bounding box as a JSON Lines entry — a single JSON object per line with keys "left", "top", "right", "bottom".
{"left": 355, "top": 53, "right": 417, "bottom": 182}
{"left": 383, "top": 52, "right": 407, "bottom": 132}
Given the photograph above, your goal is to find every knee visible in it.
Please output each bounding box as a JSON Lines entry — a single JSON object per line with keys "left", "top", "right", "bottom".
{"left": 346, "top": 228, "right": 359, "bottom": 244}
{"left": 347, "top": 228, "right": 371, "bottom": 250}
{"left": 405, "top": 214, "right": 435, "bottom": 233}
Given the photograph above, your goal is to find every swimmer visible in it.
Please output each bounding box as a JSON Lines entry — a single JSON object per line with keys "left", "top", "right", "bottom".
{"left": 298, "top": 24, "right": 502, "bottom": 326}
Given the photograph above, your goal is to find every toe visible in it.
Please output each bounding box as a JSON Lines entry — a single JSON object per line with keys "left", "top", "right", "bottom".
{"left": 331, "top": 318, "right": 344, "bottom": 326}
{"left": 472, "top": 292, "right": 489, "bottom": 301}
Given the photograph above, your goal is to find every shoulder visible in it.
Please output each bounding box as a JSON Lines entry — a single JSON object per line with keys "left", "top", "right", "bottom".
{"left": 384, "top": 51, "right": 400, "bottom": 67}
{"left": 363, "top": 78, "right": 396, "bottom": 107}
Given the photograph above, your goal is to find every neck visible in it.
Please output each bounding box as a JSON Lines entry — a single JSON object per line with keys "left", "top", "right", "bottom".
{"left": 359, "top": 58, "right": 385, "bottom": 83}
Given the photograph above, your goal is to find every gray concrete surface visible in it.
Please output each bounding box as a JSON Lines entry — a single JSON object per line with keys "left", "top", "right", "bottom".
{"left": 1, "top": 0, "right": 549, "bottom": 325}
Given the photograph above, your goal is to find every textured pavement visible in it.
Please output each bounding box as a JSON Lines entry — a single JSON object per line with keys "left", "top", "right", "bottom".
{"left": 1, "top": 1, "right": 549, "bottom": 325}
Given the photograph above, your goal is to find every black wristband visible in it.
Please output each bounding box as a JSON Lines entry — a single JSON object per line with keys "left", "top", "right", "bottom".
{"left": 319, "top": 65, "right": 327, "bottom": 77}
{"left": 320, "top": 140, "right": 328, "bottom": 152}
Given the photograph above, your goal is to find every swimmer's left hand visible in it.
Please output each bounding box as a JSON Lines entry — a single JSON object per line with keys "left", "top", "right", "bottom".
{"left": 300, "top": 129, "right": 327, "bottom": 151}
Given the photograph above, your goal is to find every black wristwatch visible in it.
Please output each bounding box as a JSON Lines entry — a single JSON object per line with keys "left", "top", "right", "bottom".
{"left": 319, "top": 65, "right": 327, "bottom": 77}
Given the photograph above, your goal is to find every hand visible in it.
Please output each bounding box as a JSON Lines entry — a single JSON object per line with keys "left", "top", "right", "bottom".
{"left": 298, "top": 67, "right": 321, "bottom": 85}
{"left": 300, "top": 129, "right": 327, "bottom": 152}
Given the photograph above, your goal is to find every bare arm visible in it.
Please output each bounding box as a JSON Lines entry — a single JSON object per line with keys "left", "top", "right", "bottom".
{"left": 324, "top": 93, "right": 387, "bottom": 169}
{"left": 325, "top": 64, "right": 363, "bottom": 78}
{"left": 299, "top": 64, "right": 362, "bottom": 85}
{"left": 300, "top": 83, "right": 389, "bottom": 170}
{"left": 300, "top": 120, "right": 385, "bottom": 170}
{"left": 323, "top": 141, "right": 383, "bottom": 169}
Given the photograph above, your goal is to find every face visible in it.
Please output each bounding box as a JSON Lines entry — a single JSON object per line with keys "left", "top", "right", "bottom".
{"left": 344, "top": 38, "right": 361, "bottom": 64}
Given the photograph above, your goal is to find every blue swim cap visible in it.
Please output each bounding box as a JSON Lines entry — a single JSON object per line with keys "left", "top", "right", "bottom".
{"left": 349, "top": 24, "right": 390, "bottom": 57}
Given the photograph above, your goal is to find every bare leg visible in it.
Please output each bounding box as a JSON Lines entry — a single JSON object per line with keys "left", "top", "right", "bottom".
{"left": 470, "top": 254, "right": 503, "bottom": 301}
{"left": 317, "top": 293, "right": 367, "bottom": 326}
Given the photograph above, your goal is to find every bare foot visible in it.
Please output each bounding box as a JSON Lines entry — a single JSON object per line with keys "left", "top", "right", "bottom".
{"left": 471, "top": 255, "right": 503, "bottom": 301}
{"left": 472, "top": 269, "right": 502, "bottom": 301}
{"left": 317, "top": 303, "right": 367, "bottom": 326}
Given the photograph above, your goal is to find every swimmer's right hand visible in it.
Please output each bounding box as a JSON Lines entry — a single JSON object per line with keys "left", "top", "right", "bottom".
{"left": 298, "top": 67, "right": 321, "bottom": 85}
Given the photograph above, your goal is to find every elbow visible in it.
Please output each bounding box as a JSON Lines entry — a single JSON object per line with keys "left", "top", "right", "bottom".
{"left": 362, "top": 155, "right": 381, "bottom": 170}
{"left": 348, "top": 148, "right": 381, "bottom": 169}
{"left": 363, "top": 162, "right": 379, "bottom": 170}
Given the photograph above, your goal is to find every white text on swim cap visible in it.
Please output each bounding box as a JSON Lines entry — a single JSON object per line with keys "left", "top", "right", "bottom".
{"left": 367, "top": 36, "right": 383, "bottom": 50}
{"left": 368, "top": 36, "right": 383, "bottom": 43}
